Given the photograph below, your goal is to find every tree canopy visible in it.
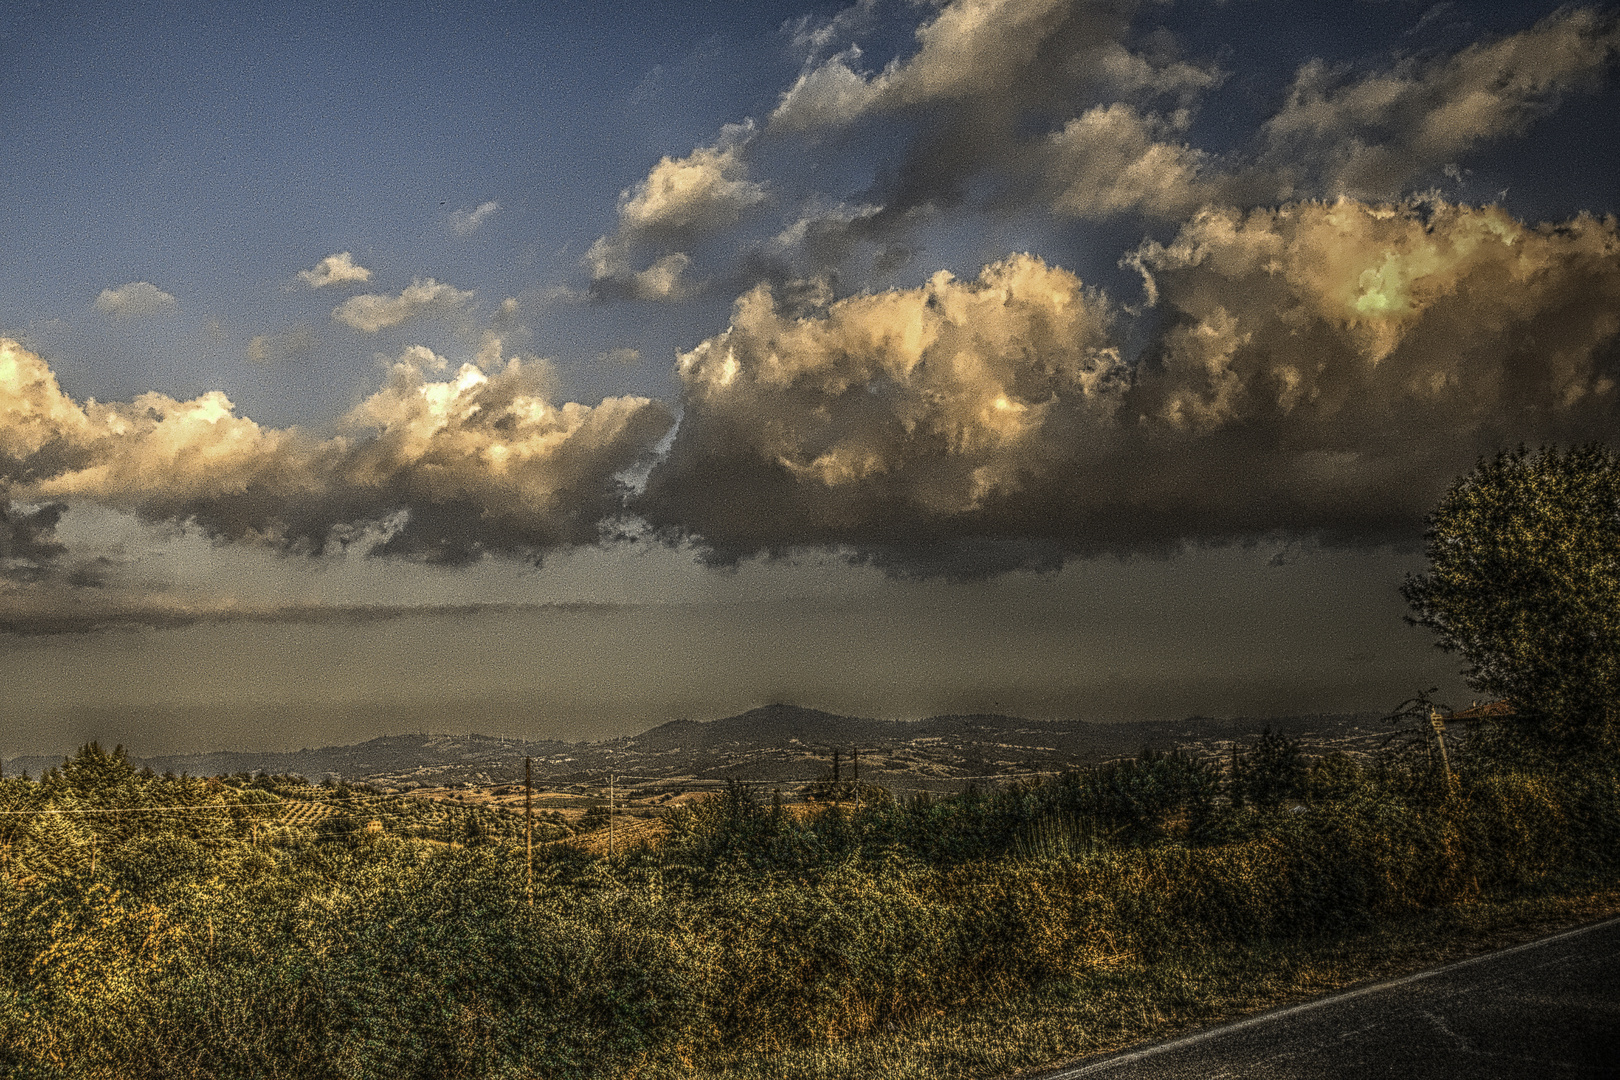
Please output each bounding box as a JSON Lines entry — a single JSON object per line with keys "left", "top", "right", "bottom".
{"left": 1402, "top": 444, "right": 1620, "bottom": 754}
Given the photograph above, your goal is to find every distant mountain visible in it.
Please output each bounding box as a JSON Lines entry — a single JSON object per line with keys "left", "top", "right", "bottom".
{"left": 629, "top": 705, "right": 910, "bottom": 751}
{"left": 2, "top": 707, "right": 1391, "bottom": 789}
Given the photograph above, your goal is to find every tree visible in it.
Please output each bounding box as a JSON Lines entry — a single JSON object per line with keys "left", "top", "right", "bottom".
{"left": 1232, "top": 727, "right": 1305, "bottom": 810}
{"left": 1401, "top": 444, "right": 1620, "bottom": 755}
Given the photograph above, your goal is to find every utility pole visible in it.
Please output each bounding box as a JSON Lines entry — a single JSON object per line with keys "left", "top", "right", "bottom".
{"left": 608, "top": 771, "right": 615, "bottom": 858}
{"left": 525, "top": 756, "right": 534, "bottom": 908}
{"left": 853, "top": 748, "right": 860, "bottom": 814}
{"left": 1429, "top": 707, "right": 1453, "bottom": 783}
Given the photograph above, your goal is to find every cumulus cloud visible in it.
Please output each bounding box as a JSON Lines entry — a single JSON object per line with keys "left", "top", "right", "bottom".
{"left": 763, "top": 1, "right": 1611, "bottom": 238}
{"left": 451, "top": 200, "right": 500, "bottom": 236}
{"left": 586, "top": 124, "right": 767, "bottom": 297}
{"left": 94, "top": 282, "right": 178, "bottom": 317}
{"left": 331, "top": 278, "right": 475, "bottom": 332}
{"left": 299, "top": 252, "right": 372, "bottom": 288}
{"left": 766, "top": 0, "right": 1221, "bottom": 234}
{"left": 636, "top": 254, "right": 1127, "bottom": 570}
{"left": 0, "top": 337, "right": 674, "bottom": 567}
{"left": 637, "top": 201, "right": 1620, "bottom": 575}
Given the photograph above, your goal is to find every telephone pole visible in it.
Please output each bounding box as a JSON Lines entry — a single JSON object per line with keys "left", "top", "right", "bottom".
{"left": 852, "top": 747, "right": 860, "bottom": 813}
{"left": 524, "top": 756, "right": 534, "bottom": 907}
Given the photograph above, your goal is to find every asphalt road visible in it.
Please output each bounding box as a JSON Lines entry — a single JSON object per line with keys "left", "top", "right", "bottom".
{"left": 1040, "top": 916, "right": 1620, "bottom": 1079}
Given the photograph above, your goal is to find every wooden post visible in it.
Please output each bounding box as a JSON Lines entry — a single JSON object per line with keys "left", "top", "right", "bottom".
{"left": 853, "top": 748, "right": 860, "bottom": 814}
{"left": 608, "top": 772, "right": 614, "bottom": 858}
{"left": 525, "top": 756, "right": 533, "bottom": 907}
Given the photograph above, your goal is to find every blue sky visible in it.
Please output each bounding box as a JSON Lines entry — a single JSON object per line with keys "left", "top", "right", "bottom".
{"left": 1, "top": 0, "right": 1616, "bottom": 754}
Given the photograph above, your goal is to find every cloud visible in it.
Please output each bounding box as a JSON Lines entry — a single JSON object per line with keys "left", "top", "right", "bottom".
{"left": 0, "top": 502, "right": 67, "bottom": 583}
{"left": 635, "top": 254, "right": 1127, "bottom": 571}
{"left": 1046, "top": 104, "right": 1210, "bottom": 220}
{"left": 0, "top": 337, "right": 674, "bottom": 567}
{"left": 766, "top": 0, "right": 1221, "bottom": 234}
{"left": 93, "top": 282, "right": 178, "bottom": 317}
{"left": 771, "top": 0, "right": 1218, "bottom": 131}
{"left": 586, "top": 124, "right": 766, "bottom": 296}
{"left": 451, "top": 200, "right": 500, "bottom": 236}
{"left": 246, "top": 325, "right": 317, "bottom": 364}
{"left": 1031, "top": 9, "right": 1619, "bottom": 223}
{"left": 298, "top": 252, "right": 373, "bottom": 288}
{"left": 331, "top": 278, "right": 475, "bottom": 332}
{"left": 637, "top": 201, "right": 1620, "bottom": 575}
{"left": 1257, "top": 7, "right": 1620, "bottom": 199}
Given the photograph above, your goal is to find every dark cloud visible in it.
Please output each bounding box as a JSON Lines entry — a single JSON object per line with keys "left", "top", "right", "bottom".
{"left": 0, "top": 502, "right": 67, "bottom": 582}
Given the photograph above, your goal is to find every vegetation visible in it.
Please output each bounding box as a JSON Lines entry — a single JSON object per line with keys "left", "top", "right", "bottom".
{"left": 1402, "top": 443, "right": 1620, "bottom": 754}
{"left": 1, "top": 726, "right": 1617, "bottom": 1079}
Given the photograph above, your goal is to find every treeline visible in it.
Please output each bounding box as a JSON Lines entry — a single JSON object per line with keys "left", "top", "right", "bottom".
{"left": 1, "top": 734, "right": 1617, "bottom": 1078}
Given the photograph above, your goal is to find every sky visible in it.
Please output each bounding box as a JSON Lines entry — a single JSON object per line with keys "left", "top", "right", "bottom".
{"left": 2, "top": 0, "right": 1617, "bottom": 757}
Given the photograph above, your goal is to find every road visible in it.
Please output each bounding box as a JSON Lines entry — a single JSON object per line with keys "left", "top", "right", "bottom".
{"left": 1039, "top": 916, "right": 1620, "bottom": 1079}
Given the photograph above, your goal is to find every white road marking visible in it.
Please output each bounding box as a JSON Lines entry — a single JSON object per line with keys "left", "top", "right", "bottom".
{"left": 1038, "top": 915, "right": 1620, "bottom": 1078}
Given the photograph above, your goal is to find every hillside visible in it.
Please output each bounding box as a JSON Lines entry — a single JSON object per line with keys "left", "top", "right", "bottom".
{"left": 3, "top": 706, "right": 1389, "bottom": 789}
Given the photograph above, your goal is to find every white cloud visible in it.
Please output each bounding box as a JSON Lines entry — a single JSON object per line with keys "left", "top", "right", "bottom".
{"left": 299, "top": 252, "right": 373, "bottom": 289}
{"left": 331, "top": 278, "right": 475, "bottom": 333}
{"left": 451, "top": 201, "right": 500, "bottom": 236}
{"left": 93, "top": 282, "right": 177, "bottom": 317}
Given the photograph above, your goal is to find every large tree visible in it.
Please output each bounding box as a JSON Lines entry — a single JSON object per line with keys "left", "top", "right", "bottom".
{"left": 1402, "top": 444, "right": 1620, "bottom": 754}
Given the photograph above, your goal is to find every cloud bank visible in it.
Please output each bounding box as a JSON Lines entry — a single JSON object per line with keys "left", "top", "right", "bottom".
{"left": 636, "top": 199, "right": 1620, "bottom": 574}
{"left": 0, "top": 337, "right": 673, "bottom": 568}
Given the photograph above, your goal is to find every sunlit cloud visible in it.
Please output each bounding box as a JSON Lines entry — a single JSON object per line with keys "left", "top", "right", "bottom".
{"left": 637, "top": 199, "right": 1620, "bottom": 575}
{"left": 298, "top": 252, "right": 373, "bottom": 288}
{"left": 586, "top": 122, "right": 765, "bottom": 297}
{"left": 0, "top": 337, "right": 674, "bottom": 568}
{"left": 93, "top": 281, "right": 178, "bottom": 317}
{"left": 331, "top": 278, "right": 475, "bottom": 332}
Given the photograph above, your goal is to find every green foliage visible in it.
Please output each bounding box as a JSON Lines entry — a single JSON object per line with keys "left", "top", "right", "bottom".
{"left": 1, "top": 742, "right": 1618, "bottom": 1078}
{"left": 1402, "top": 443, "right": 1620, "bottom": 754}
